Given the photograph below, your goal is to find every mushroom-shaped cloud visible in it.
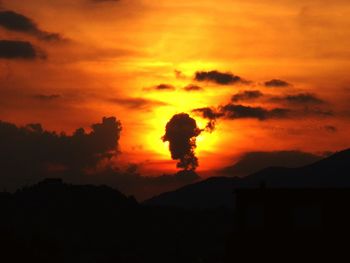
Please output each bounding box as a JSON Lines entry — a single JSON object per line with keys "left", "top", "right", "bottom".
{"left": 162, "top": 113, "right": 201, "bottom": 171}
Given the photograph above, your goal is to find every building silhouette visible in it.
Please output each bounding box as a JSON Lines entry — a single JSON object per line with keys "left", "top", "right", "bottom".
{"left": 227, "top": 186, "right": 350, "bottom": 261}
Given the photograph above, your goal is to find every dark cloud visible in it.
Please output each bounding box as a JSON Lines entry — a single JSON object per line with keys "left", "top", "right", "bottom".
{"left": 109, "top": 97, "right": 167, "bottom": 110}
{"left": 193, "top": 90, "right": 330, "bottom": 130}
{"left": 265, "top": 79, "right": 290, "bottom": 87}
{"left": 280, "top": 93, "right": 324, "bottom": 105}
{"left": 220, "top": 104, "right": 290, "bottom": 120}
{"left": 33, "top": 94, "right": 61, "bottom": 101}
{"left": 0, "top": 10, "right": 62, "bottom": 41}
{"left": 184, "top": 84, "right": 203, "bottom": 92}
{"left": 152, "top": 84, "right": 176, "bottom": 91}
{"left": 162, "top": 113, "right": 201, "bottom": 171}
{"left": 194, "top": 70, "right": 243, "bottom": 85}
{"left": 0, "top": 117, "right": 121, "bottom": 176}
{"left": 193, "top": 104, "right": 289, "bottom": 132}
{"left": 0, "top": 118, "right": 201, "bottom": 201}
{"left": 192, "top": 107, "right": 222, "bottom": 120}
{"left": 192, "top": 107, "right": 222, "bottom": 132}
{"left": 0, "top": 40, "right": 41, "bottom": 59}
{"left": 221, "top": 151, "right": 322, "bottom": 177}
{"left": 310, "top": 108, "right": 333, "bottom": 116}
{"left": 231, "top": 90, "right": 263, "bottom": 102}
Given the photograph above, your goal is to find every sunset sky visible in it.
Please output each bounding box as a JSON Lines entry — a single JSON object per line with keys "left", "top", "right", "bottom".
{"left": 1, "top": 0, "right": 350, "bottom": 197}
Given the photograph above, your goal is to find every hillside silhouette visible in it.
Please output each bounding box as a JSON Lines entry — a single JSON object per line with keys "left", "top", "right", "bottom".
{"left": 145, "top": 148, "right": 350, "bottom": 209}
{"left": 1, "top": 149, "right": 350, "bottom": 262}
{"left": 0, "top": 178, "right": 232, "bottom": 263}
{"left": 220, "top": 150, "right": 322, "bottom": 177}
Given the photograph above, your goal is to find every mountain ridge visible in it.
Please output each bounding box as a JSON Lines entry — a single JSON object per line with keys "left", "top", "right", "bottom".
{"left": 144, "top": 148, "right": 350, "bottom": 209}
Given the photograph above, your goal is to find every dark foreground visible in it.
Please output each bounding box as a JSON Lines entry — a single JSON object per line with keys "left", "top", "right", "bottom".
{"left": 0, "top": 179, "right": 232, "bottom": 263}
{"left": 2, "top": 178, "right": 350, "bottom": 262}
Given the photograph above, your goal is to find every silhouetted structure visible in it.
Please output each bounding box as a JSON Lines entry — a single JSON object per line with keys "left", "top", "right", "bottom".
{"left": 234, "top": 188, "right": 350, "bottom": 230}
{"left": 227, "top": 187, "right": 350, "bottom": 261}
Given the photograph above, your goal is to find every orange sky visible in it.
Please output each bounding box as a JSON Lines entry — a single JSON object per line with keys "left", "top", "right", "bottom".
{"left": 1, "top": 0, "right": 350, "bottom": 176}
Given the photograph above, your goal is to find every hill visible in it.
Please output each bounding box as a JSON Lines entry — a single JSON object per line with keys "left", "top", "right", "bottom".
{"left": 0, "top": 178, "right": 231, "bottom": 263}
{"left": 145, "top": 148, "right": 350, "bottom": 209}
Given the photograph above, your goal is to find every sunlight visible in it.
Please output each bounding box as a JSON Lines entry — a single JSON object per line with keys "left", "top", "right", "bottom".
{"left": 141, "top": 91, "right": 221, "bottom": 163}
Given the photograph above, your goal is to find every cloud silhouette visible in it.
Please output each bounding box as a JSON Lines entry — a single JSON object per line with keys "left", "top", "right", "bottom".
{"left": 277, "top": 93, "right": 325, "bottom": 105}
{"left": 192, "top": 107, "right": 222, "bottom": 120}
{"left": 195, "top": 70, "right": 243, "bottom": 85}
{"left": 194, "top": 104, "right": 290, "bottom": 122}
{"left": 193, "top": 89, "right": 331, "bottom": 129}
{"left": 162, "top": 113, "right": 201, "bottom": 171}
{"left": 0, "top": 40, "right": 40, "bottom": 59}
{"left": 220, "top": 104, "right": 290, "bottom": 120}
{"left": 0, "top": 118, "right": 203, "bottom": 200}
{"left": 0, "top": 117, "right": 122, "bottom": 175}
{"left": 192, "top": 107, "right": 222, "bottom": 132}
{"left": 0, "top": 10, "right": 62, "bottom": 41}
{"left": 109, "top": 97, "right": 167, "bottom": 110}
{"left": 265, "top": 79, "right": 290, "bottom": 87}
{"left": 151, "top": 84, "right": 176, "bottom": 91}
{"left": 184, "top": 84, "right": 203, "bottom": 92}
{"left": 231, "top": 90, "right": 263, "bottom": 102}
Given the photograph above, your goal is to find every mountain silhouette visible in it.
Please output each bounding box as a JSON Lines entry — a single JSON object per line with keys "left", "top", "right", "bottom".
{"left": 245, "top": 147, "right": 350, "bottom": 187}
{"left": 1, "top": 150, "right": 350, "bottom": 262}
{"left": 145, "top": 148, "right": 350, "bottom": 209}
{"left": 0, "top": 178, "right": 231, "bottom": 263}
{"left": 220, "top": 150, "right": 322, "bottom": 177}
{"left": 144, "top": 177, "right": 235, "bottom": 209}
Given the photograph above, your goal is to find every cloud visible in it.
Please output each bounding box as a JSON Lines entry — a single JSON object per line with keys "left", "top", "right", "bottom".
{"left": 183, "top": 84, "right": 203, "bottom": 92}
{"left": 0, "top": 117, "right": 122, "bottom": 175}
{"left": 0, "top": 40, "right": 41, "bottom": 59}
{"left": 194, "top": 104, "right": 289, "bottom": 121}
{"left": 303, "top": 108, "right": 333, "bottom": 117}
{"left": 276, "top": 93, "right": 325, "bottom": 105}
{"left": 162, "top": 113, "right": 201, "bottom": 171}
{"left": 0, "top": 10, "right": 62, "bottom": 41}
{"left": 265, "top": 79, "right": 290, "bottom": 88}
{"left": 220, "top": 104, "right": 290, "bottom": 120}
{"left": 151, "top": 84, "right": 176, "bottom": 91}
{"left": 231, "top": 90, "right": 263, "bottom": 102}
{"left": 0, "top": 118, "right": 201, "bottom": 200}
{"left": 193, "top": 104, "right": 290, "bottom": 132}
{"left": 192, "top": 107, "right": 222, "bottom": 120}
{"left": 221, "top": 150, "right": 323, "bottom": 177}
{"left": 192, "top": 107, "right": 222, "bottom": 132}
{"left": 33, "top": 94, "right": 61, "bottom": 101}
{"left": 193, "top": 90, "right": 331, "bottom": 131}
{"left": 194, "top": 70, "right": 243, "bottom": 85}
{"left": 109, "top": 97, "right": 168, "bottom": 110}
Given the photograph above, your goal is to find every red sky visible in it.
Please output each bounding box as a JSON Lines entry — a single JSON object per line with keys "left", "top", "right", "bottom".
{"left": 1, "top": 0, "right": 350, "bottom": 182}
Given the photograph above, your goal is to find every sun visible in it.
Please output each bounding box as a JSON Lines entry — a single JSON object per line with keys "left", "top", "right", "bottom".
{"left": 141, "top": 90, "right": 220, "bottom": 163}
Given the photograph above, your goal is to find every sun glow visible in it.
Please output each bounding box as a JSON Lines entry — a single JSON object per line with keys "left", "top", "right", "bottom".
{"left": 139, "top": 88, "right": 221, "bottom": 168}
